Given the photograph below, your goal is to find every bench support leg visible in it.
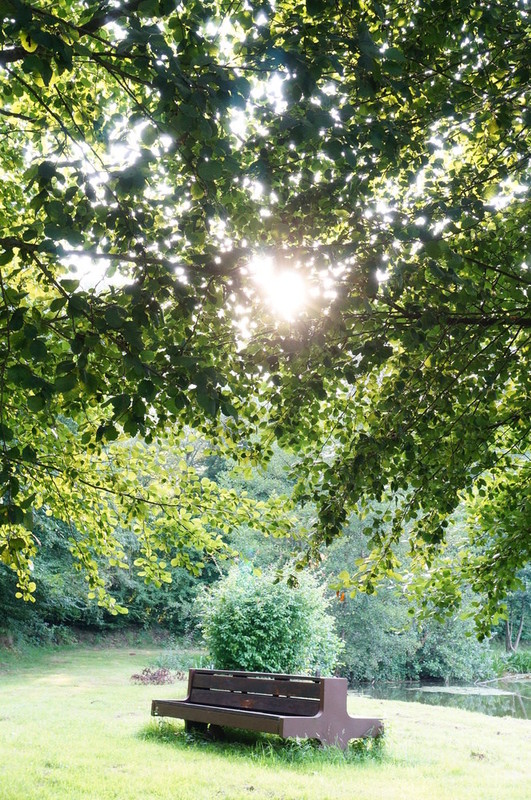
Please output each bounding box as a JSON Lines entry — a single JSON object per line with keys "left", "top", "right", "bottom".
{"left": 208, "top": 724, "right": 225, "bottom": 741}
{"left": 184, "top": 720, "right": 208, "bottom": 735}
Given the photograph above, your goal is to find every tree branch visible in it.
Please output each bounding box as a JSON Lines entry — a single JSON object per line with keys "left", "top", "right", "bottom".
{"left": 0, "top": 0, "right": 146, "bottom": 67}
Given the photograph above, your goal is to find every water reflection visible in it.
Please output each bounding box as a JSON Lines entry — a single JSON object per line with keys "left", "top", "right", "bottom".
{"left": 351, "top": 680, "right": 531, "bottom": 719}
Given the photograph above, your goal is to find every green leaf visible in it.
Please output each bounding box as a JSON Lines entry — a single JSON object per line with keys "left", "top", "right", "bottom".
{"left": 0, "top": 249, "right": 13, "bottom": 266}
{"left": 0, "top": 422, "right": 13, "bottom": 442}
{"left": 357, "top": 23, "right": 379, "bottom": 57}
{"left": 27, "top": 393, "right": 46, "bottom": 412}
{"left": 54, "top": 373, "right": 77, "bottom": 393}
{"left": 29, "top": 338, "right": 47, "bottom": 361}
{"left": 22, "top": 53, "right": 53, "bottom": 86}
{"left": 96, "top": 423, "right": 119, "bottom": 442}
{"left": 141, "top": 124, "right": 158, "bottom": 146}
{"left": 424, "top": 239, "right": 450, "bottom": 258}
{"left": 116, "top": 167, "right": 148, "bottom": 194}
{"left": 196, "top": 386, "right": 218, "bottom": 416}
{"left": 110, "top": 393, "right": 131, "bottom": 416}
{"left": 220, "top": 399, "right": 238, "bottom": 419}
{"left": 197, "top": 160, "right": 223, "bottom": 181}
{"left": 37, "top": 161, "right": 57, "bottom": 180}
{"left": 60, "top": 279, "right": 80, "bottom": 293}
{"left": 138, "top": 379, "right": 156, "bottom": 400}
{"left": 67, "top": 294, "right": 90, "bottom": 317}
{"left": 104, "top": 305, "right": 126, "bottom": 328}
{"left": 9, "top": 308, "right": 25, "bottom": 331}
{"left": 305, "top": 0, "right": 328, "bottom": 16}
{"left": 138, "top": 0, "right": 159, "bottom": 16}
{"left": 49, "top": 297, "right": 67, "bottom": 312}
{"left": 385, "top": 47, "right": 405, "bottom": 63}
{"left": 7, "top": 364, "right": 40, "bottom": 389}
{"left": 121, "top": 322, "right": 143, "bottom": 351}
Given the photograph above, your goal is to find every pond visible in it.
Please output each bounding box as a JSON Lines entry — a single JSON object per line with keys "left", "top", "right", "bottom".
{"left": 350, "top": 679, "right": 531, "bottom": 720}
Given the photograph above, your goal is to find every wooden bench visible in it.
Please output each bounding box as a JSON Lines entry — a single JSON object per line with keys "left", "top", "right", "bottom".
{"left": 151, "top": 668, "right": 383, "bottom": 750}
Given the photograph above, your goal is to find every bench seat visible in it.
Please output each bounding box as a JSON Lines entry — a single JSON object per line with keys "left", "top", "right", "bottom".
{"left": 152, "top": 669, "right": 383, "bottom": 749}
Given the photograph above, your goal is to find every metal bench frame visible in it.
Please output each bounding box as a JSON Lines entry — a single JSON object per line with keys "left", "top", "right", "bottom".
{"left": 152, "top": 668, "right": 383, "bottom": 749}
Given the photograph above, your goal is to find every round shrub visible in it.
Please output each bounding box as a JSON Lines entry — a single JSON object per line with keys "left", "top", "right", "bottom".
{"left": 199, "top": 567, "right": 342, "bottom": 674}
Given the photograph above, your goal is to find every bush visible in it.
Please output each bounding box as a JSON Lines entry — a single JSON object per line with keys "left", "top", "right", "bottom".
{"left": 199, "top": 567, "right": 342, "bottom": 674}
{"left": 492, "top": 647, "right": 531, "bottom": 676}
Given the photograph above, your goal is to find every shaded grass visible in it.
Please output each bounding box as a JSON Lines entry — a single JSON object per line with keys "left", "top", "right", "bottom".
{"left": 140, "top": 719, "right": 385, "bottom": 766}
{"left": 0, "top": 644, "right": 530, "bottom": 800}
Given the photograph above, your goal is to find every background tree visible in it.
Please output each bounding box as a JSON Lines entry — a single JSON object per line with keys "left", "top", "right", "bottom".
{"left": 497, "top": 565, "right": 531, "bottom": 654}
{"left": 0, "top": 0, "right": 529, "bottom": 627}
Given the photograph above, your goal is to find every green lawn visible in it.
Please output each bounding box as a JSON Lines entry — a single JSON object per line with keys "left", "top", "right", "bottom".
{"left": 0, "top": 646, "right": 529, "bottom": 800}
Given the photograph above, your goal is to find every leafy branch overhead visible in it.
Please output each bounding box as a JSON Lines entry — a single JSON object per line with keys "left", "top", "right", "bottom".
{"left": 0, "top": 0, "right": 530, "bottom": 628}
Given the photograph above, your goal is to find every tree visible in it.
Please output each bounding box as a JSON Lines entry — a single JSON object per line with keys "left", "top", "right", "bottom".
{"left": 0, "top": 0, "right": 529, "bottom": 627}
{"left": 497, "top": 564, "right": 531, "bottom": 654}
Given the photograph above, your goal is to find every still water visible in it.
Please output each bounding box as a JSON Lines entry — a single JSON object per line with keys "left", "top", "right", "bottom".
{"left": 351, "top": 679, "right": 531, "bottom": 719}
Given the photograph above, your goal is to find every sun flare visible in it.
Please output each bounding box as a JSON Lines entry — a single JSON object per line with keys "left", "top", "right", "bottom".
{"left": 248, "top": 256, "right": 307, "bottom": 321}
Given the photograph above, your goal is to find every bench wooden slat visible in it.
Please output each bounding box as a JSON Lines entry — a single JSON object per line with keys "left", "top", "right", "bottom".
{"left": 193, "top": 668, "right": 321, "bottom": 682}
{"left": 152, "top": 700, "right": 284, "bottom": 735}
{"left": 192, "top": 672, "right": 321, "bottom": 699}
{"left": 189, "top": 687, "right": 319, "bottom": 716}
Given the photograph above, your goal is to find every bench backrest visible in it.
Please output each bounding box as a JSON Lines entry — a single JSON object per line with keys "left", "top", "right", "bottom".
{"left": 186, "top": 669, "right": 322, "bottom": 716}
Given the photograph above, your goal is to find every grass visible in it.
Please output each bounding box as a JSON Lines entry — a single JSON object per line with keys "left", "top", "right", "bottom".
{"left": 0, "top": 645, "right": 530, "bottom": 800}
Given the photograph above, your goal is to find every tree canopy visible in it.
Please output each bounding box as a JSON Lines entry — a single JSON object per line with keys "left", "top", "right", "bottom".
{"left": 0, "top": 0, "right": 530, "bottom": 629}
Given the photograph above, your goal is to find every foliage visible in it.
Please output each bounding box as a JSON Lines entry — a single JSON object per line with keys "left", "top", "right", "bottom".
{"left": 323, "top": 515, "right": 416, "bottom": 681}
{"left": 0, "top": 505, "right": 218, "bottom": 639}
{"left": 324, "top": 518, "right": 495, "bottom": 682}
{"left": 492, "top": 647, "right": 531, "bottom": 677}
{"left": 199, "top": 566, "right": 342, "bottom": 674}
{"left": 0, "top": 0, "right": 529, "bottom": 628}
{"left": 1, "top": 453, "right": 522, "bottom": 679}
{"left": 220, "top": 446, "right": 312, "bottom": 570}
{"left": 331, "top": 590, "right": 418, "bottom": 683}
{"left": 0, "top": 510, "right": 110, "bottom": 627}
{"left": 152, "top": 648, "right": 208, "bottom": 672}
{"left": 411, "top": 617, "right": 494, "bottom": 683}
{"left": 0, "top": 616, "right": 77, "bottom": 647}
{"left": 493, "top": 564, "right": 531, "bottom": 653}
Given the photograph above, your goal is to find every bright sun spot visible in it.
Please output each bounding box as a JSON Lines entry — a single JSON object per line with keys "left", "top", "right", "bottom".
{"left": 249, "top": 256, "right": 307, "bottom": 320}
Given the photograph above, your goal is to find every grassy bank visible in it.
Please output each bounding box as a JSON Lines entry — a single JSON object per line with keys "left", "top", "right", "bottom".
{"left": 0, "top": 646, "right": 529, "bottom": 800}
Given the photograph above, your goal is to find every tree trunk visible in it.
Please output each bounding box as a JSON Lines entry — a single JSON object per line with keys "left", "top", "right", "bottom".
{"left": 505, "top": 619, "right": 515, "bottom": 653}
{"left": 513, "top": 601, "right": 526, "bottom": 653}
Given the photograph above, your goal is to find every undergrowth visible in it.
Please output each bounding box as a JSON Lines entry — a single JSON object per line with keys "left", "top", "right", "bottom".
{"left": 130, "top": 667, "right": 181, "bottom": 685}
{"left": 152, "top": 650, "right": 209, "bottom": 672}
{"left": 492, "top": 648, "right": 531, "bottom": 676}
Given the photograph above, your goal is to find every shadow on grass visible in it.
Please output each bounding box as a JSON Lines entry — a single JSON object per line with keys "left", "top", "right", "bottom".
{"left": 139, "top": 720, "right": 385, "bottom": 768}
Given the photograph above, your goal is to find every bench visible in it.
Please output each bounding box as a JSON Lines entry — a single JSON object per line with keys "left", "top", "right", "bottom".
{"left": 151, "top": 668, "right": 383, "bottom": 750}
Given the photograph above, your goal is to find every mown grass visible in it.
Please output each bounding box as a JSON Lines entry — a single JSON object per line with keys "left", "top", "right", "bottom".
{"left": 0, "top": 645, "right": 530, "bottom": 800}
